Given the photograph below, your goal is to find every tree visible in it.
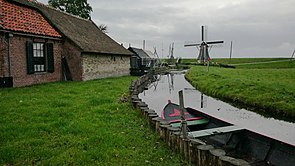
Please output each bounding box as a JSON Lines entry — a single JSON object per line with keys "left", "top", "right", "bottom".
{"left": 48, "top": 0, "right": 92, "bottom": 19}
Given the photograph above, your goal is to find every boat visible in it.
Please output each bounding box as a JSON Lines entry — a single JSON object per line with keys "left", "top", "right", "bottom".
{"left": 162, "top": 100, "right": 232, "bottom": 129}
{"left": 162, "top": 101, "right": 295, "bottom": 166}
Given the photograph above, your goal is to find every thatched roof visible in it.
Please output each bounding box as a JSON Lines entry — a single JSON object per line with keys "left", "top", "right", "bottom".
{"left": 10, "top": 0, "right": 133, "bottom": 56}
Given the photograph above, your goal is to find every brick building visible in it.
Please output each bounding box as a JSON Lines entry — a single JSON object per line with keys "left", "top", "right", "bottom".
{"left": 0, "top": 0, "right": 63, "bottom": 87}
{"left": 0, "top": 0, "right": 133, "bottom": 87}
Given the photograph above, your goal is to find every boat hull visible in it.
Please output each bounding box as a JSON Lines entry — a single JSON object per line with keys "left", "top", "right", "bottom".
{"left": 162, "top": 102, "right": 295, "bottom": 166}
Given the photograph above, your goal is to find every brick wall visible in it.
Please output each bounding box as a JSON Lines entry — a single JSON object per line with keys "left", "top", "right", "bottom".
{"left": 8, "top": 34, "right": 62, "bottom": 87}
{"left": 0, "top": 33, "right": 8, "bottom": 77}
{"left": 63, "top": 40, "right": 83, "bottom": 81}
{"left": 1, "top": 33, "right": 131, "bottom": 86}
{"left": 82, "top": 53, "right": 130, "bottom": 81}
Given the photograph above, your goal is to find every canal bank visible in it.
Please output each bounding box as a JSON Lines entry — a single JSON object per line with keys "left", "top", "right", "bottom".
{"left": 130, "top": 71, "right": 295, "bottom": 165}
{"left": 139, "top": 72, "right": 295, "bottom": 145}
{"left": 185, "top": 66, "right": 295, "bottom": 121}
{"left": 130, "top": 73, "right": 250, "bottom": 165}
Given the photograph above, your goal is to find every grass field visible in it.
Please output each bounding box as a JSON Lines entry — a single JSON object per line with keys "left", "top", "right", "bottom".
{"left": 185, "top": 60, "right": 295, "bottom": 121}
{"left": 0, "top": 77, "right": 186, "bottom": 165}
{"left": 211, "top": 58, "right": 289, "bottom": 65}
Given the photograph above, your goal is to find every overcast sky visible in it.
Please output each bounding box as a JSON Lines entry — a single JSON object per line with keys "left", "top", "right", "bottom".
{"left": 39, "top": 0, "right": 295, "bottom": 58}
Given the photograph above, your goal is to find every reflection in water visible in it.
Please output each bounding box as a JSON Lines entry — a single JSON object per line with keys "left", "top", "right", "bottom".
{"left": 184, "top": 88, "right": 207, "bottom": 108}
{"left": 167, "top": 73, "right": 174, "bottom": 93}
{"left": 139, "top": 73, "right": 295, "bottom": 145}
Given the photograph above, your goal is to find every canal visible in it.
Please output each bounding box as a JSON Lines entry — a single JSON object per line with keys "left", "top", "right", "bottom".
{"left": 139, "top": 72, "right": 295, "bottom": 145}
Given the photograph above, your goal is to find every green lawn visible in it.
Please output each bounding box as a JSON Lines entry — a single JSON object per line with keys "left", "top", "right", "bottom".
{"left": 0, "top": 77, "right": 186, "bottom": 165}
{"left": 185, "top": 66, "right": 295, "bottom": 121}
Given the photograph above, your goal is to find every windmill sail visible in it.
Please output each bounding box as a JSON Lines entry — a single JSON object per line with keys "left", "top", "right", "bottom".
{"left": 184, "top": 43, "right": 201, "bottom": 47}
{"left": 184, "top": 25, "right": 223, "bottom": 63}
{"left": 207, "top": 41, "right": 224, "bottom": 44}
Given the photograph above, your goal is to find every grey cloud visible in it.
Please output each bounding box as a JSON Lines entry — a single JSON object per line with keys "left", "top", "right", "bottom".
{"left": 38, "top": 0, "right": 295, "bottom": 58}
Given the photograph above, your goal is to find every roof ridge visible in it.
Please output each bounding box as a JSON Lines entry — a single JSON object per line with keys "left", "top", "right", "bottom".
{"left": 39, "top": 4, "right": 92, "bottom": 22}
{"left": 19, "top": 0, "right": 92, "bottom": 22}
{"left": 9, "top": 0, "right": 133, "bottom": 55}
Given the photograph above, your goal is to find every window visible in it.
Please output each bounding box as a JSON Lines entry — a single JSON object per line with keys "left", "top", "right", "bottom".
{"left": 33, "top": 43, "right": 45, "bottom": 72}
{"left": 26, "top": 42, "right": 54, "bottom": 74}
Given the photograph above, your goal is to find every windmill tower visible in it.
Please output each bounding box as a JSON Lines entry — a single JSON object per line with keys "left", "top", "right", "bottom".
{"left": 169, "top": 43, "right": 174, "bottom": 59}
{"left": 168, "top": 43, "right": 175, "bottom": 65}
{"left": 153, "top": 47, "right": 162, "bottom": 66}
{"left": 185, "top": 26, "right": 224, "bottom": 63}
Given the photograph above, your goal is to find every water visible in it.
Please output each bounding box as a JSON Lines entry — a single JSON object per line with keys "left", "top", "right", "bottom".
{"left": 139, "top": 72, "right": 295, "bottom": 145}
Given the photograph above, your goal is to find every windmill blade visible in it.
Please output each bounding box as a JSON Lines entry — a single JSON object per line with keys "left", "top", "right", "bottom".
{"left": 204, "top": 25, "right": 208, "bottom": 42}
{"left": 200, "top": 25, "right": 208, "bottom": 42}
{"left": 153, "top": 47, "right": 159, "bottom": 58}
{"left": 184, "top": 43, "right": 201, "bottom": 47}
{"left": 201, "top": 26, "right": 205, "bottom": 41}
{"left": 210, "top": 44, "right": 223, "bottom": 48}
{"left": 207, "top": 41, "right": 224, "bottom": 45}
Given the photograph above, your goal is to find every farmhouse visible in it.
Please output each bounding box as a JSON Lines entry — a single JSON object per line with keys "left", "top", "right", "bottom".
{"left": 0, "top": 0, "right": 63, "bottom": 87}
{"left": 0, "top": 0, "right": 133, "bottom": 87}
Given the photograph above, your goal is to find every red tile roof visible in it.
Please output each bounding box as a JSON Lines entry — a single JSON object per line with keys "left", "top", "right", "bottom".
{"left": 0, "top": 0, "right": 61, "bottom": 38}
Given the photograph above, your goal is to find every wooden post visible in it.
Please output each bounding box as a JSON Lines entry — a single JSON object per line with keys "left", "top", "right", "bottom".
{"left": 144, "top": 109, "right": 155, "bottom": 118}
{"left": 229, "top": 41, "right": 233, "bottom": 63}
{"left": 179, "top": 136, "right": 184, "bottom": 156}
{"left": 218, "top": 156, "right": 250, "bottom": 166}
{"left": 148, "top": 114, "right": 158, "bottom": 129}
{"left": 155, "top": 119, "right": 167, "bottom": 134}
{"left": 132, "top": 89, "right": 139, "bottom": 95}
{"left": 170, "top": 131, "right": 178, "bottom": 151}
{"left": 151, "top": 117, "right": 162, "bottom": 131}
{"left": 140, "top": 107, "right": 148, "bottom": 115}
{"left": 131, "top": 95, "right": 140, "bottom": 101}
{"left": 159, "top": 124, "right": 170, "bottom": 140}
{"left": 167, "top": 127, "right": 180, "bottom": 149}
{"left": 197, "top": 145, "right": 214, "bottom": 166}
{"left": 209, "top": 149, "right": 226, "bottom": 166}
{"left": 201, "top": 93, "right": 204, "bottom": 108}
{"left": 131, "top": 96, "right": 141, "bottom": 108}
{"left": 137, "top": 101, "right": 148, "bottom": 109}
{"left": 178, "top": 90, "right": 188, "bottom": 139}
{"left": 175, "top": 132, "right": 181, "bottom": 153}
{"left": 183, "top": 138, "right": 190, "bottom": 160}
{"left": 291, "top": 49, "right": 295, "bottom": 60}
{"left": 189, "top": 139, "right": 206, "bottom": 165}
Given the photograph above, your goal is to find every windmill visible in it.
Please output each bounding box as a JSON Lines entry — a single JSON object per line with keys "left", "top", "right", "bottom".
{"left": 168, "top": 43, "right": 175, "bottom": 65}
{"left": 153, "top": 47, "right": 162, "bottom": 67}
{"left": 185, "top": 26, "right": 224, "bottom": 63}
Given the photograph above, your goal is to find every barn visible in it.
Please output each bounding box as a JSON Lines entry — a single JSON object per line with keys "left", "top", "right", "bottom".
{"left": 0, "top": 0, "right": 133, "bottom": 87}
{"left": 33, "top": 1, "right": 134, "bottom": 81}
{"left": 128, "top": 47, "right": 158, "bottom": 75}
